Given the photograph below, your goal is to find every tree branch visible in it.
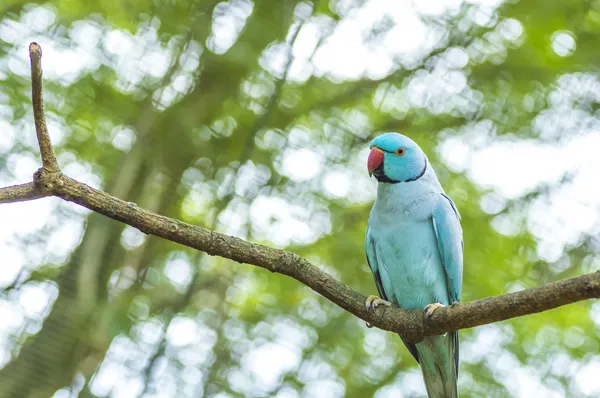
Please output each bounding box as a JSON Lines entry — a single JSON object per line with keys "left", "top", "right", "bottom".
{"left": 29, "top": 42, "right": 59, "bottom": 173}
{"left": 2, "top": 43, "right": 599, "bottom": 344}
{"left": 0, "top": 181, "right": 49, "bottom": 204}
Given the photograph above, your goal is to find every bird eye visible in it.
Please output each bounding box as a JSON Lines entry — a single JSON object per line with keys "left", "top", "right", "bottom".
{"left": 395, "top": 148, "right": 406, "bottom": 156}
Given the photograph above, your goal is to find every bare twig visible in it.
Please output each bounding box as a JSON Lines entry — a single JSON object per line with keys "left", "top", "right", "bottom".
{"left": 0, "top": 181, "right": 49, "bottom": 204}
{"left": 29, "top": 42, "right": 59, "bottom": 173}
{"left": 1, "top": 42, "right": 599, "bottom": 344}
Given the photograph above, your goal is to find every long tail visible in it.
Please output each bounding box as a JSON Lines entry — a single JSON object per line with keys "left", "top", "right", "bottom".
{"left": 415, "top": 331, "right": 459, "bottom": 398}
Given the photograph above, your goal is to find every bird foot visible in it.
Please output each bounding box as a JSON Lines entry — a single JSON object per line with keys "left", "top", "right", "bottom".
{"left": 423, "top": 302, "right": 445, "bottom": 319}
{"left": 365, "top": 295, "right": 393, "bottom": 329}
{"left": 365, "top": 295, "right": 393, "bottom": 311}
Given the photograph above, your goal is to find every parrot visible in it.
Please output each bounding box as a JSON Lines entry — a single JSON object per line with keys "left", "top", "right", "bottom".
{"left": 364, "top": 132, "right": 463, "bottom": 398}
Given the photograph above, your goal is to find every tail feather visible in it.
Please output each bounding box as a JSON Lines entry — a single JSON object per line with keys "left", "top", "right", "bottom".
{"left": 415, "top": 333, "right": 458, "bottom": 398}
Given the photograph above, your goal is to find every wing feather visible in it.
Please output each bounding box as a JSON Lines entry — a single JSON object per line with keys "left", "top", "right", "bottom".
{"left": 432, "top": 193, "right": 464, "bottom": 375}
{"left": 365, "top": 226, "right": 420, "bottom": 363}
{"left": 432, "top": 194, "right": 463, "bottom": 303}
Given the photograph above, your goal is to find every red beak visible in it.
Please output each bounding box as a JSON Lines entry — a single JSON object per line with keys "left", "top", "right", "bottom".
{"left": 367, "top": 147, "right": 384, "bottom": 176}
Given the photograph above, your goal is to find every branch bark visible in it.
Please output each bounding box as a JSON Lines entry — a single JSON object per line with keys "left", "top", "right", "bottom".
{"left": 2, "top": 42, "right": 599, "bottom": 344}
{"left": 29, "top": 42, "right": 59, "bottom": 173}
{"left": 0, "top": 181, "right": 49, "bottom": 204}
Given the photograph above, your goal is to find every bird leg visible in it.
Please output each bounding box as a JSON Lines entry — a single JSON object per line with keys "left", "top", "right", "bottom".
{"left": 365, "top": 295, "right": 393, "bottom": 311}
{"left": 423, "top": 302, "right": 445, "bottom": 319}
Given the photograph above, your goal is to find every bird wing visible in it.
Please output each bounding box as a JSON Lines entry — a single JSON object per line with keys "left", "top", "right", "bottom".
{"left": 365, "top": 225, "right": 420, "bottom": 363}
{"left": 432, "top": 193, "right": 463, "bottom": 304}
{"left": 431, "top": 193, "right": 463, "bottom": 375}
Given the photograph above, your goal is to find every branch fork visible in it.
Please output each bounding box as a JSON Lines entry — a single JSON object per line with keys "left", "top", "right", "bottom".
{"left": 0, "top": 42, "right": 599, "bottom": 344}
{"left": 0, "top": 43, "right": 61, "bottom": 204}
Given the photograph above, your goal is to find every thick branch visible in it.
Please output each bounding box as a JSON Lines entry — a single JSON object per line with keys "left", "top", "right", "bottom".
{"left": 29, "top": 42, "right": 59, "bottom": 172}
{"left": 0, "top": 181, "right": 49, "bottom": 204}
{"left": 2, "top": 42, "right": 599, "bottom": 344}
{"left": 32, "top": 169, "right": 600, "bottom": 343}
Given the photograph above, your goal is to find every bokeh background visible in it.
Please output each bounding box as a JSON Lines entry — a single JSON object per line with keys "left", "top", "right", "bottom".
{"left": 1, "top": 0, "right": 599, "bottom": 397}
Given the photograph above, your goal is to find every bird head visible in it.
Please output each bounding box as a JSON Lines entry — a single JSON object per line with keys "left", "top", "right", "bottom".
{"left": 367, "top": 133, "right": 427, "bottom": 184}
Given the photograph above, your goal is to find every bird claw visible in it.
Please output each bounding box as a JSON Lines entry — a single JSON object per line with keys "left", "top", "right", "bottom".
{"left": 423, "top": 302, "right": 445, "bottom": 319}
{"left": 365, "top": 295, "right": 393, "bottom": 311}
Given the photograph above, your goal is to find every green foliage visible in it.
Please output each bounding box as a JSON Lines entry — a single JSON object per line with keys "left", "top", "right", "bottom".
{"left": 0, "top": 0, "right": 599, "bottom": 397}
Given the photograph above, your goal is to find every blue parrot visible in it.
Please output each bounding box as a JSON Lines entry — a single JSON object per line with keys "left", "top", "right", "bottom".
{"left": 365, "top": 133, "right": 463, "bottom": 398}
